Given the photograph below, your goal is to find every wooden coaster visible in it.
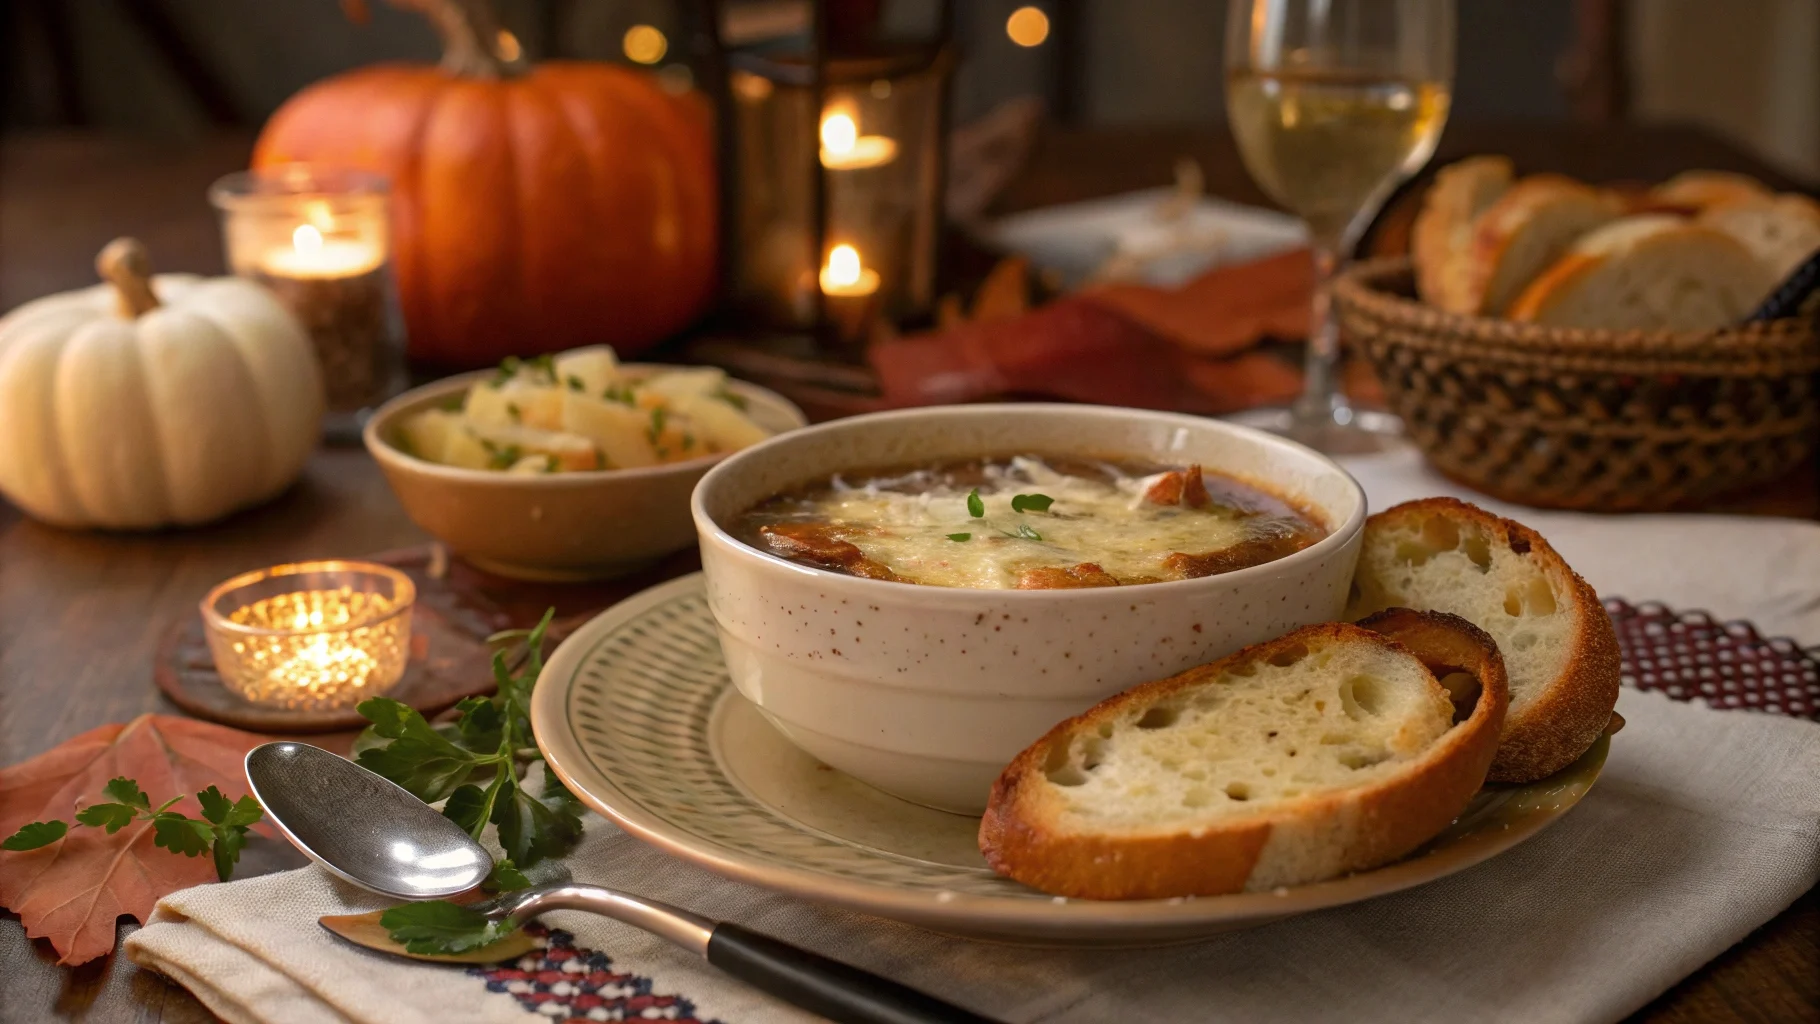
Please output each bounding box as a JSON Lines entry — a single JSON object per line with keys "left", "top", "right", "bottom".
{"left": 155, "top": 544, "right": 702, "bottom": 733}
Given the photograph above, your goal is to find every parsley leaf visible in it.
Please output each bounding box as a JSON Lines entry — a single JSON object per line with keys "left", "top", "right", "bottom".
{"left": 355, "top": 698, "right": 490, "bottom": 803}
{"left": 712, "top": 387, "right": 749, "bottom": 411}
{"left": 602, "top": 385, "right": 636, "bottom": 406}
{"left": 380, "top": 901, "right": 517, "bottom": 955}
{"left": 490, "top": 356, "right": 522, "bottom": 388}
{"left": 999, "top": 523, "right": 1043, "bottom": 542}
{"left": 1010, "top": 493, "right": 1054, "bottom": 513}
{"left": 151, "top": 814, "right": 214, "bottom": 857}
{"left": 75, "top": 802, "right": 138, "bottom": 833}
{"left": 647, "top": 406, "right": 668, "bottom": 444}
{"left": 2, "top": 820, "right": 67, "bottom": 850}
{"left": 483, "top": 859, "right": 532, "bottom": 893}
{"left": 966, "top": 488, "right": 985, "bottom": 518}
{"left": 565, "top": 375, "right": 585, "bottom": 392}
{"left": 104, "top": 777, "right": 151, "bottom": 809}
{"left": 505, "top": 401, "right": 521, "bottom": 423}
{"left": 946, "top": 532, "right": 971, "bottom": 542}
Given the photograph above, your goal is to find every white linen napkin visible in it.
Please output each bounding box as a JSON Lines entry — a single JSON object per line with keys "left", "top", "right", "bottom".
{"left": 124, "top": 687, "right": 1820, "bottom": 1024}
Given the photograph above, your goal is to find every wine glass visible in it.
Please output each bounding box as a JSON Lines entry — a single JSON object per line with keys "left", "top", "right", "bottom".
{"left": 1224, "top": 0, "right": 1455, "bottom": 452}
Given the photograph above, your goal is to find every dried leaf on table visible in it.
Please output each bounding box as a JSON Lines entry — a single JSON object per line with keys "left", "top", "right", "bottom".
{"left": 969, "top": 256, "right": 1032, "bottom": 323}
{"left": 1085, "top": 247, "right": 1313, "bottom": 358}
{"left": 0, "top": 715, "right": 267, "bottom": 965}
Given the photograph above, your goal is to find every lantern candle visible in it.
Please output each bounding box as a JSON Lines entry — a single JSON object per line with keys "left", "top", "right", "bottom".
{"left": 819, "top": 244, "right": 881, "bottom": 344}
{"left": 210, "top": 168, "right": 405, "bottom": 438}
{"left": 202, "top": 561, "right": 415, "bottom": 712}
{"left": 819, "top": 112, "right": 898, "bottom": 170}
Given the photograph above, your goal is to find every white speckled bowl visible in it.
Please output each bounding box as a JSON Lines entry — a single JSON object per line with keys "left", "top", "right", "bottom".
{"left": 691, "top": 405, "right": 1367, "bottom": 814}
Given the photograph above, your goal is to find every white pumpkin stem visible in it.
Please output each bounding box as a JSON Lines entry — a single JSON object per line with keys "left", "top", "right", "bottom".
{"left": 385, "top": 0, "right": 526, "bottom": 79}
{"left": 96, "top": 238, "right": 161, "bottom": 319}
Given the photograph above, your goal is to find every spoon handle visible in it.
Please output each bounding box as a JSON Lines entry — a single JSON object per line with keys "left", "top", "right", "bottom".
{"left": 706, "top": 923, "right": 1001, "bottom": 1024}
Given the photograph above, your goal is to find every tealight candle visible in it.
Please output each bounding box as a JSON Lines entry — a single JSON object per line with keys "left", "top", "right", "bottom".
{"left": 202, "top": 561, "right": 415, "bottom": 712}
{"left": 210, "top": 167, "right": 405, "bottom": 438}
{"left": 818, "top": 244, "right": 880, "bottom": 344}
{"left": 819, "top": 112, "right": 897, "bottom": 170}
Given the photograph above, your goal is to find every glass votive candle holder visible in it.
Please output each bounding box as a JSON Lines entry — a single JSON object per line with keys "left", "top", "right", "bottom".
{"left": 209, "top": 165, "right": 407, "bottom": 440}
{"left": 201, "top": 560, "right": 415, "bottom": 713}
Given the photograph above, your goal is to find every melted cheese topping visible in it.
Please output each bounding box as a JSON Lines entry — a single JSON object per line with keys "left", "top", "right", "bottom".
{"left": 736, "top": 456, "right": 1318, "bottom": 589}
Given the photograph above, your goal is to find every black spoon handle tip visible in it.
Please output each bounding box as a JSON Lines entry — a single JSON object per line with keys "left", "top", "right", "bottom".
{"left": 705, "top": 923, "right": 1003, "bottom": 1024}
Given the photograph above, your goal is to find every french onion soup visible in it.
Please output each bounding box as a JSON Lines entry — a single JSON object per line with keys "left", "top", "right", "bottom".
{"left": 730, "top": 455, "right": 1326, "bottom": 589}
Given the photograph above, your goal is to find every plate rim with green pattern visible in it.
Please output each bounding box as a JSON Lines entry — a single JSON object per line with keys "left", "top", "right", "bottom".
{"left": 532, "top": 573, "right": 1608, "bottom": 945}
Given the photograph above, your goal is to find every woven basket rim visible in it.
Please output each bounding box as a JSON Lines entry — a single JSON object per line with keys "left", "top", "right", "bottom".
{"left": 1335, "top": 256, "right": 1820, "bottom": 362}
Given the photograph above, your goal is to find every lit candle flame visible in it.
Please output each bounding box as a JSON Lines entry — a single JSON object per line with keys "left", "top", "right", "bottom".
{"left": 292, "top": 223, "right": 324, "bottom": 255}
{"left": 827, "top": 244, "right": 862, "bottom": 288}
{"left": 820, "top": 113, "right": 858, "bottom": 157}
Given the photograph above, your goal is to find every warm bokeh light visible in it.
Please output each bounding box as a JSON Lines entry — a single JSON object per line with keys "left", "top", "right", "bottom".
{"left": 827, "top": 244, "right": 862, "bottom": 288}
{"left": 1006, "top": 6, "right": 1050, "bottom": 47}
{"left": 623, "top": 24, "right": 668, "bottom": 64}
{"left": 495, "top": 30, "right": 522, "bottom": 62}
{"left": 820, "top": 112, "right": 858, "bottom": 156}
{"left": 292, "top": 224, "right": 323, "bottom": 255}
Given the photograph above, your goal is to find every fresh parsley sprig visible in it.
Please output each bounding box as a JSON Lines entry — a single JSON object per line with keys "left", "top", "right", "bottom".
{"left": 1, "top": 777, "right": 262, "bottom": 882}
{"left": 353, "top": 609, "right": 582, "bottom": 868}
{"left": 1010, "top": 493, "right": 1053, "bottom": 513}
{"left": 380, "top": 900, "right": 517, "bottom": 955}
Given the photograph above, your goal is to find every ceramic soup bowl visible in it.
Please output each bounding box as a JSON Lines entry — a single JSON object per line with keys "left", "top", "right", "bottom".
{"left": 692, "top": 405, "right": 1367, "bottom": 814}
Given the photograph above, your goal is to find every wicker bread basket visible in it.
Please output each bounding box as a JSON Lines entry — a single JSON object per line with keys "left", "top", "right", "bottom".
{"left": 1333, "top": 258, "right": 1820, "bottom": 511}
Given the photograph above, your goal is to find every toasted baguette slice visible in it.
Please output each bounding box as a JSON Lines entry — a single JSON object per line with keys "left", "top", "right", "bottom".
{"left": 1413, "top": 156, "right": 1514, "bottom": 310}
{"left": 1698, "top": 193, "right": 1820, "bottom": 282}
{"left": 979, "top": 619, "right": 1507, "bottom": 900}
{"left": 1459, "top": 176, "right": 1623, "bottom": 316}
{"left": 1506, "top": 214, "right": 1774, "bottom": 329}
{"left": 1345, "top": 498, "right": 1620, "bottom": 783}
{"left": 1651, "top": 170, "right": 1772, "bottom": 212}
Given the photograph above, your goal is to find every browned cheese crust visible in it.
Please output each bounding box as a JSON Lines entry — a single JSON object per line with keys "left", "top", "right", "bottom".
{"left": 979, "top": 619, "right": 1509, "bottom": 899}
{"left": 758, "top": 523, "right": 902, "bottom": 581}
{"left": 1356, "top": 497, "right": 1621, "bottom": 783}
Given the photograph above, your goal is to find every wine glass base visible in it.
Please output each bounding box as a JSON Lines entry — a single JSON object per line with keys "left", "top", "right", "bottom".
{"left": 1224, "top": 404, "right": 1404, "bottom": 455}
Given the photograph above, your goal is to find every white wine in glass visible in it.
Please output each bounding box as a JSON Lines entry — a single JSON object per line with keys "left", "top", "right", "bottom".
{"left": 1225, "top": 0, "right": 1454, "bottom": 452}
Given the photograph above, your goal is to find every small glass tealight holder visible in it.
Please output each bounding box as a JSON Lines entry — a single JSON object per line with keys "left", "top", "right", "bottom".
{"left": 209, "top": 166, "right": 407, "bottom": 441}
{"left": 202, "top": 560, "right": 415, "bottom": 713}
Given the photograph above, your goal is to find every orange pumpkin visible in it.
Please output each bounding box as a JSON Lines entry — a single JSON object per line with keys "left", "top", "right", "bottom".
{"left": 252, "top": 0, "right": 717, "bottom": 367}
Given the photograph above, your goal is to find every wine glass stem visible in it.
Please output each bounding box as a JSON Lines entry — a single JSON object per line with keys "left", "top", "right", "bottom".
{"left": 1294, "top": 242, "right": 1345, "bottom": 425}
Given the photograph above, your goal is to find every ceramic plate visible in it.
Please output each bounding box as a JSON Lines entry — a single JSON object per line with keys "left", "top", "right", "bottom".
{"left": 533, "top": 574, "right": 1608, "bottom": 946}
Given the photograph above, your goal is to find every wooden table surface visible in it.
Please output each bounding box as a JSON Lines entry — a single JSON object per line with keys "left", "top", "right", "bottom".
{"left": 1, "top": 126, "right": 1816, "bottom": 1022}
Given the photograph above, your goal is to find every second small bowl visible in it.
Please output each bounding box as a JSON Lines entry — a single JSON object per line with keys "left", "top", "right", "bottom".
{"left": 365, "top": 367, "right": 807, "bottom": 581}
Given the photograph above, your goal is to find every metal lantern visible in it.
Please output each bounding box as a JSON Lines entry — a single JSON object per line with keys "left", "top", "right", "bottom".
{"left": 700, "top": 0, "right": 956, "bottom": 348}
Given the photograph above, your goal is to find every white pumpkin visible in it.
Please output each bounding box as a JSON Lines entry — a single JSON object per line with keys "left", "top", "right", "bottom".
{"left": 0, "top": 238, "right": 324, "bottom": 529}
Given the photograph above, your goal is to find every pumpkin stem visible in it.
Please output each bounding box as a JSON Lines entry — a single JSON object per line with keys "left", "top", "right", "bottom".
{"left": 96, "top": 238, "right": 161, "bottom": 318}
{"left": 389, "top": 0, "right": 526, "bottom": 79}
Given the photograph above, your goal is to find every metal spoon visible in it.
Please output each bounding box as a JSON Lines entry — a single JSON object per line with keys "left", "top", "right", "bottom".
{"left": 246, "top": 742, "right": 999, "bottom": 1024}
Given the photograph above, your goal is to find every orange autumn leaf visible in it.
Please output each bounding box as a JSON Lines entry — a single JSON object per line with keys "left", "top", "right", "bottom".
{"left": 0, "top": 714, "right": 267, "bottom": 965}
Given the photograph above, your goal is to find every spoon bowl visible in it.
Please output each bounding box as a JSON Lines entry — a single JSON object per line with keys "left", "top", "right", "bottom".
{"left": 245, "top": 741, "right": 490, "bottom": 899}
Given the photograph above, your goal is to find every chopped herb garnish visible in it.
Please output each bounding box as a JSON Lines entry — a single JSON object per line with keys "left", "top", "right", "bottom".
{"left": 539, "top": 455, "right": 558, "bottom": 474}
{"left": 565, "top": 375, "right": 585, "bottom": 392}
{"left": 602, "top": 385, "right": 636, "bottom": 406}
{"left": 946, "top": 532, "right": 971, "bottom": 542}
{"left": 480, "top": 440, "right": 523, "bottom": 470}
{"left": 966, "top": 489, "right": 985, "bottom": 518}
{"left": 999, "top": 523, "right": 1043, "bottom": 542}
{"left": 1010, "top": 493, "right": 1054, "bottom": 513}
{"left": 712, "top": 387, "right": 749, "bottom": 411}
{"left": 647, "top": 406, "right": 668, "bottom": 444}
{"left": 490, "top": 356, "right": 522, "bottom": 388}
{"left": 505, "top": 402, "right": 521, "bottom": 423}
{"left": 593, "top": 449, "right": 608, "bottom": 470}
{"left": 681, "top": 433, "right": 696, "bottom": 451}
{"left": 527, "top": 353, "right": 556, "bottom": 381}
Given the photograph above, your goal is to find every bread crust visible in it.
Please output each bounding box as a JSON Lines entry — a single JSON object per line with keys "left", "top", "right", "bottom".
{"left": 979, "top": 620, "right": 1507, "bottom": 900}
{"left": 1461, "top": 176, "right": 1620, "bottom": 316}
{"left": 1504, "top": 216, "right": 1766, "bottom": 327}
{"left": 1651, "top": 170, "right": 1771, "bottom": 212}
{"left": 1412, "top": 156, "right": 1514, "bottom": 311}
{"left": 1353, "top": 498, "right": 1621, "bottom": 783}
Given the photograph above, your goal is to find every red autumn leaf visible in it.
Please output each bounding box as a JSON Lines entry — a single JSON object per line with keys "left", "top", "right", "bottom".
{"left": 0, "top": 714, "right": 267, "bottom": 966}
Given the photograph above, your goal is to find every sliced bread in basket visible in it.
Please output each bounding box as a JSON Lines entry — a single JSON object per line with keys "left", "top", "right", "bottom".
{"left": 1345, "top": 498, "right": 1621, "bottom": 783}
{"left": 1460, "top": 176, "right": 1622, "bottom": 316}
{"left": 1412, "top": 155, "right": 1514, "bottom": 311}
{"left": 1506, "top": 214, "right": 1775, "bottom": 330}
{"left": 979, "top": 618, "right": 1507, "bottom": 900}
{"left": 1698, "top": 193, "right": 1820, "bottom": 281}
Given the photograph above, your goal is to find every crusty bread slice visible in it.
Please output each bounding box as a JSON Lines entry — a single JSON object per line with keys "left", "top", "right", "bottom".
{"left": 1506, "top": 214, "right": 1775, "bottom": 329}
{"left": 1345, "top": 498, "right": 1620, "bottom": 783}
{"left": 1651, "top": 170, "right": 1772, "bottom": 212}
{"left": 1459, "top": 176, "right": 1622, "bottom": 316}
{"left": 979, "top": 619, "right": 1507, "bottom": 899}
{"left": 1698, "top": 193, "right": 1820, "bottom": 282}
{"left": 1412, "top": 156, "right": 1514, "bottom": 311}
